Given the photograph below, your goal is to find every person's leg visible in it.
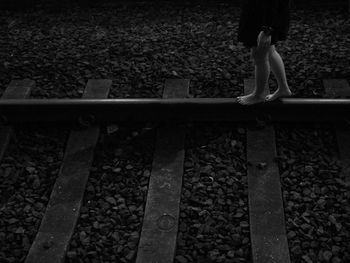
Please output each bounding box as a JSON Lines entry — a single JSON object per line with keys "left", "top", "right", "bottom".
{"left": 265, "top": 45, "right": 292, "bottom": 101}
{"left": 237, "top": 45, "right": 271, "bottom": 105}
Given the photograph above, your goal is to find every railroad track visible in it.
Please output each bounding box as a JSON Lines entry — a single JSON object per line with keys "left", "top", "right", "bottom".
{"left": 0, "top": 78, "right": 349, "bottom": 263}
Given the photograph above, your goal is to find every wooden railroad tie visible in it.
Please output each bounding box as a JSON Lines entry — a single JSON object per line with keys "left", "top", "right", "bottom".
{"left": 244, "top": 79, "right": 291, "bottom": 263}
{"left": 25, "top": 80, "right": 111, "bottom": 263}
{"left": 136, "top": 79, "right": 189, "bottom": 263}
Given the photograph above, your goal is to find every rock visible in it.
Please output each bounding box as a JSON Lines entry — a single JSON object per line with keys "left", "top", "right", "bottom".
{"left": 237, "top": 128, "right": 245, "bottom": 134}
{"left": 227, "top": 250, "right": 235, "bottom": 258}
{"left": 106, "top": 197, "right": 117, "bottom": 205}
{"left": 236, "top": 248, "right": 244, "bottom": 257}
{"left": 300, "top": 224, "right": 310, "bottom": 230}
{"left": 240, "top": 221, "right": 249, "bottom": 228}
{"left": 25, "top": 167, "right": 36, "bottom": 173}
{"left": 323, "top": 251, "right": 333, "bottom": 261}
{"left": 125, "top": 250, "right": 136, "bottom": 261}
{"left": 32, "top": 178, "right": 41, "bottom": 189}
{"left": 304, "top": 165, "right": 314, "bottom": 173}
{"left": 287, "top": 231, "right": 296, "bottom": 239}
{"left": 331, "top": 245, "right": 341, "bottom": 254}
{"left": 301, "top": 241, "right": 310, "bottom": 249}
{"left": 15, "top": 227, "right": 24, "bottom": 234}
{"left": 87, "top": 251, "right": 97, "bottom": 257}
{"left": 127, "top": 241, "right": 137, "bottom": 249}
{"left": 129, "top": 231, "right": 140, "bottom": 241}
{"left": 331, "top": 257, "right": 342, "bottom": 263}
{"left": 209, "top": 249, "right": 220, "bottom": 260}
{"left": 310, "top": 241, "right": 319, "bottom": 248}
{"left": 242, "top": 237, "right": 249, "bottom": 244}
{"left": 233, "top": 212, "right": 244, "bottom": 218}
{"left": 175, "top": 255, "right": 188, "bottom": 263}
{"left": 66, "top": 251, "right": 77, "bottom": 258}
{"left": 107, "top": 124, "right": 119, "bottom": 134}
{"left": 291, "top": 245, "right": 302, "bottom": 255}
{"left": 93, "top": 221, "right": 99, "bottom": 229}
{"left": 126, "top": 164, "right": 133, "bottom": 170}
{"left": 8, "top": 218, "right": 18, "bottom": 224}
{"left": 328, "top": 214, "right": 337, "bottom": 224}
{"left": 302, "top": 255, "right": 313, "bottom": 263}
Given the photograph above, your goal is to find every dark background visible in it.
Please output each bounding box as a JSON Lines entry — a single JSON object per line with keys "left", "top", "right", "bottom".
{"left": 1, "top": 0, "right": 349, "bottom": 11}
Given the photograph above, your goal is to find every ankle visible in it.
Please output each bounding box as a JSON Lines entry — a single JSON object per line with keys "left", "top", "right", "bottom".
{"left": 278, "top": 84, "right": 290, "bottom": 91}
{"left": 252, "top": 92, "right": 265, "bottom": 98}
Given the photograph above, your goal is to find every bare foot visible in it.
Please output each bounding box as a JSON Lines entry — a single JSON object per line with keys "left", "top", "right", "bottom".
{"left": 265, "top": 87, "right": 292, "bottom": 102}
{"left": 237, "top": 93, "right": 265, "bottom": 105}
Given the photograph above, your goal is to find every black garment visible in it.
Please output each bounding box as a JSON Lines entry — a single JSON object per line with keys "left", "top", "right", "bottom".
{"left": 237, "top": 0, "right": 290, "bottom": 48}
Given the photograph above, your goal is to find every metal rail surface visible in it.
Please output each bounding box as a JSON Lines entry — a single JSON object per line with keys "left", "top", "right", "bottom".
{"left": 1, "top": 98, "right": 350, "bottom": 123}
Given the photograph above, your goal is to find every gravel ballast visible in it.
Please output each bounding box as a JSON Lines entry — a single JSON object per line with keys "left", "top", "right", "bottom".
{"left": 66, "top": 123, "right": 156, "bottom": 263}
{"left": 1, "top": 3, "right": 349, "bottom": 99}
{"left": 0, "top": 123, "right": 349, "bottom": 263}
{"left": 275, "top": 123, "right": 350, "bottom": 263}
{"left": 176, "top": 123, "right": 250, "bottom": 263}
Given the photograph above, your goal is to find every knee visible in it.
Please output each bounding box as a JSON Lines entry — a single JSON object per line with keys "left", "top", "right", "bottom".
{"left": 252, "top": 46, "right": 273, "bottom": 64}
{"left": 268, "top": 45, "right": 277, "bottom": 59}
{"left": 252, "top": 50, "right": 268, "bottom": 64}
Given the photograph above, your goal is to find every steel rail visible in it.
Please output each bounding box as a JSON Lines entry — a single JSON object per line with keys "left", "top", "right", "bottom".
{"left": 0, "top": 98, "right": 350, "bottom": 123}
{"left": 1, "top": 98, "right": 350, "bottom": 105}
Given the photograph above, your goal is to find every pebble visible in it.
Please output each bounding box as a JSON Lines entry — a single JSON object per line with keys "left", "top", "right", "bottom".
{"left": 304, "top": 165, "right": 314, "bottom": 173}
{"left": 291, "top": 245, "right": 302, "bottom": 255}
{"left": 8, "top": 218, "right": 18, "bottom": 224}
{"left": 93, "top": 221, "right": 99, "bottom": 229}
{"left": 175, "top": 255, "right": 188, "bottom": 263}
{"left": 126, "top": 164, "right": 133, "bottom": 170}
{"left": 87, "top": 251, "right": 97, "bottom": 257}
{"left": 302, "top": 255, "right": 313, "bottom": 263}
{"left": 323, "top": 250, "right": 333, "bottom": 261}
{"left": 125, "top": 250, "right": 136, "bottom": 261}
{"left": 278, "top": 125, "right": 350, "bottom": 258}
{"left": 25, "top": 167, "right": 36, "bottom": 174}
{"left": 66, "top": 251, "right": 77, "bottom": 259}
{"left": 105, "top": 197, "right": 117, "bottom": 205}
{"left": 311, "top": 241, "right": 319, "bottom": 248}
{"left": 287, "top": 231, "right": 296, "bottom": 239}
{"left": 237, "top": 128, "right": 245, "bottom": 134}
{"left": 227, "top": 250, "right": 235, "bottom": 258}
{"left": 15, "top": 227, "right": 24, "bottom": 234}
{"left": 331, "top": 257, "right": 342, "bottom": 263}
{"left": 331, "top": 246, "right": 340, "bottom": 254}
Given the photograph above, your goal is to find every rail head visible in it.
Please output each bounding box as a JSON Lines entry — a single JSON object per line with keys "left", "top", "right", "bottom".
{"left": 1, "top": 98, "right": 350, "bottom": 106}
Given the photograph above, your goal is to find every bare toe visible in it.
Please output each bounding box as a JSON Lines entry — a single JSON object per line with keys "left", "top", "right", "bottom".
{"left": 265, "top": 94, "right": 273, "bottom": 101}
{"left": 238, "top": 94, "right": 265, "bottom": 105}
